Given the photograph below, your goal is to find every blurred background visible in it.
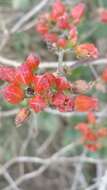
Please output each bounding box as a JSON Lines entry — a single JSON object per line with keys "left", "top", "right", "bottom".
{"left": 0, "top": 0, "right": 107, "bottom": 190}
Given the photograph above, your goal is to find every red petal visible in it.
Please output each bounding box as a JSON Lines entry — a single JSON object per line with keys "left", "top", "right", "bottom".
{"left": 0, "top": 66, "right": 16, "bottom": 82}
{"left": 25, "top": 53, "right": 40, "bottom": 71}
{"left": 29, "top": 96, "right": 46, "bottom": 112}
{"left": 71, "top": 3, "right": 85, "bottom": 24}
{"left": 2, "top": 84, "right": 24, "bottom": 104}
{"left": 15, "top": 64, "right": 33, "bottom": 85}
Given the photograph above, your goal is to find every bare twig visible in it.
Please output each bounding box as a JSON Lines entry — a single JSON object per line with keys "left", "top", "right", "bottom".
{"left": 3, "top": 170, "right": 21, "bottom": 190}
{"left": 1, "top": 155, "right": 107, "bottom": 175}
{"left": 0, "top": 55, "right": 107, "bottom": 68}
{"left": 99, "top": 170, "right": 107, "bottom": 190}
{"left": 1, "top": 140, "right": 81, "bottom": 189}
{"left": 11, "top": 0, "right": 49, "bottom": 33}
{"left": 70, "top": 149, "right": 87, "bottom": 190}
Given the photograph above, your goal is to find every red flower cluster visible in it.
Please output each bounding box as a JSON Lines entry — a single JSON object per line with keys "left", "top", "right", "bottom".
{"left": 75, "top": 112, "right": 107, "bottom": 152}
{"left": 0, "top": 55, "right": 99, "bottom": 115}
{"left": 36, "top": 0, "right": 98, "bottom": 59}
{"left": 0, "top": 54, "right": 75, "bottom": 113}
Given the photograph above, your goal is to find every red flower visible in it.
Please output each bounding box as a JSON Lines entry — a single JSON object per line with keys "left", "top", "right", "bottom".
{"left": 57, "top": 13, "right": 70, "bottom": 29}
{"left": 57, "top": 38, "right": 67, "bottom": 48}
{"left": 97, "top": 128, "right": 107, "bottom": 137}
{"left": 74, "top": 95, "right": 98, "bottom": 112}
{"left": 0, "top": 66, "right": 16, "bottom": 82}
{"left": 56, "top": 76, "right": 71, "bottom": 91}
{"left": 53, "top": 93, "right": 74, "bottom": 112}
{"left": 69, "top": 26, "right": 78, "bottom": 45}
{"left": 29, "top": 95, "right": 46, "bottom": 112}
{"left": 52, "top": 92, "right": 65, "bottom": 106}
{"left": 15, "top": 64, "right": 33, "bottom": 85}
{"left": 102, "top": 68, "right": 107, "bottom": 82}
{"left": 51, "top": 0, "right": 66, "bottom": 20}
{"left": 85, "top": 144, "right": 101, "bottom": 152}
{"left": 100, "top": 9, "right": 107, "bottom": 23}
{"left": 75, "top": 123, "right": 90, "bottom": 135}
{"left": 71, "top": 3, "right": 85, "bottom": 24}
{"left": 87, "top": 112, "right": 96, "bottom": 124}
{"left": 33, "top": 73, "right": 56, "bottom": 94}
{"left": 36, "top": 22, "right": 49, "bottom": 35}
{"left": 43, "top": 33, "right": 58, "bottom": 43}
{"left": 1, "top": 84, "right": 24, "bottom": 104}
{"left": 25, "top": 53, "right": 40, "bottom": 71}
{"left": 84, "top": 131, "right": 97, "bottom": 141}
{"left": 15, "top": 108, "right": 31, "bottom": 127}
{"left": 75, "top": 43, "right": 99, "bottom": 59}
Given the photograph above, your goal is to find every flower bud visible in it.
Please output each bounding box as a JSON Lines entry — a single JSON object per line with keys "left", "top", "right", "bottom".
{"left": 15, "top": 108, "right": 31, "bottom": 127}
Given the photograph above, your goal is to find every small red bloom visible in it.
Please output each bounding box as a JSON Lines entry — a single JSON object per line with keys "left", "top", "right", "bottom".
{"left": 15, "top": 64, "right": 33, "bottom": 85}
{"left": 59, "top": 96, "right": 74, "bottom": 112}
{"left": 15, "top": 108, "right": 31, "bottom": 127}
{"left": 71, "top": 3, "right": 85, "bottom": 24}
{"left": 33, "top": 73, "right": 56, "bottom": 94}
{"left": 57, "top": 13, "right": 70, "bottom": 29}
{"left": 1, "top": 84, "right": 24, "bottom": 104}
{"left": 57, "top": 38, "right": 67, "bottom": 48}
{"left": 85, "top": 143, "right": 101, "bottom": 152}
{"left": 36, "top": 22, "right": 49, "bottom": 35}
{"left": 87, "top": 112, "right": 96, "bottom": 124}
{"left": 56, "top": 76, "right": 71, "bottom": 91}
{"left": 100, "top": 9, "right": 107, "bottom": 23}
{"left": 102, "top": 68, "right": 107, "bottom": 82}
{"left": 29, "top": 95, "right": 46, "bottom": 112}
{"left": 52, "top": 93, "right": 74, "bottom": 112}
{"left": 75, "top": 123, "right": 90, "bottom": 135}
{"left": 84, "top": 131, "right": 97, "bottom": 141}
{"left": 97, "top": 128, "right": 107, "bottom": 137}
{"left": 43, "top": 33, "right": 58, "bottom": 43}
{"left": 25, "top": 53, "right": 40, "bottom": 71}
{"left": 69, "top": 26, "right": 78, "bottom": 45}
{"left": 0, "top": 66, "right": 16, "bottom": 82}
{"left": 52, "top": 93, "right": 65, "bottom": 106}
{"left": 51, "top": 0, "right": 66, "bottom": 20}
{"left": 74, "top": 95, "right": 98, "bottom": 112}
{"left": 75, "top": 43, "right": 98, "bottom": 59}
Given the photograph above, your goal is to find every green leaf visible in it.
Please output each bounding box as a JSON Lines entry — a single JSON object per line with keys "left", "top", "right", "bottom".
{"left": 69, "top": 65, "right": 93, "bottom": 82}
{"left": 93, "top": 23, "right": 107, "bottom": 38}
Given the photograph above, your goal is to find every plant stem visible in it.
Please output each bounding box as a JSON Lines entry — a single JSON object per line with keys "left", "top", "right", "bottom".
{"left": 57, "top": 50, "right": 64, "bottom": 75}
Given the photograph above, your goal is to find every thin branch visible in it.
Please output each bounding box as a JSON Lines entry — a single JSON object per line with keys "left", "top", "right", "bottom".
{"left": 3, "top": 165, "right": 47, "bottom": 190}
{"left": 1, "top": 155, "right": 107, "bottom": 176}
{"left": 1, "top": 141, "right": 81, "bottom": 189}
{"left": 1, "top": 106, "right": 107, "bottom": 119}
{"left": 70, "top": 149, "right": 87, "bottom": 190}
{"left": 3, "top": 170, "right": 21, "bottom": 190}
{"left": 0, "top": 55, "right": 107, "bottom": 68}
{"left": 11, "top": 0, "right": 49, "bottom": 33}
{"left": 99, "top": 170, "right": 107, "bottom": 190}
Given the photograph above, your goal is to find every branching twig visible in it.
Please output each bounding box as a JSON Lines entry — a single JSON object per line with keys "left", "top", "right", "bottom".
{"left": 3, "top": 170, "right": 21, "bottom": 190}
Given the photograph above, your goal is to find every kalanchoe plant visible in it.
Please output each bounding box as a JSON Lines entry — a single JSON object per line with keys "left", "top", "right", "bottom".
{"left": 0, "top": 0, "right": 107, "bottom": 152}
